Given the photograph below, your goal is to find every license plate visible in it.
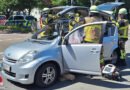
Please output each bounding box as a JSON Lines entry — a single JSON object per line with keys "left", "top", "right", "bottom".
{"left": 3, "top": 63, "right": 10, "bottom": 72}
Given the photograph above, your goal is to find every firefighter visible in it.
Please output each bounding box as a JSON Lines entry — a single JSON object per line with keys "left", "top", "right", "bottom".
{"left": 69, "top": 13, "right": 76, "bottom": 32}
{"left": 69, "top": 12, "right": 82, "bottom": 32}
{"left": 40, "top": 8, "right": 53, "bottom": 37}
{"left": 117, "top": 8, "right": 129, "bottom": 66}
{"left": 40, "top": 8, "right": 50, "bottom": 28}
{"left": 84, "top": 5, "right": 104, "bottom": 67}
{"left": 75, "top": 13, "right": 81, "bottom": 26}
{"left": 84, "top": 5, "right": 102, "bottom": 43}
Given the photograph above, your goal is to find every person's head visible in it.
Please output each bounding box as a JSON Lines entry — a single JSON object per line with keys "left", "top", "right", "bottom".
{"left": 118, "top": 8, "right": 127, "bottom": 19}
{"left": 89, "top": 5, "right": 99, "bottom": 17}
{"left": 75, "top": 13, "right": 80, "bottom": 17}
{"left": 90, "top": 5, "right": 99, "bottom": 13}
{"left": 42, "top": 8, "right": 49, "bottom": 17}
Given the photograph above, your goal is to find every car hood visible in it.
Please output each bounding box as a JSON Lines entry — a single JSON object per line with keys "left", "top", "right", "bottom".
{"left": 4, "top": 40, "right": 51, "bottom": 60}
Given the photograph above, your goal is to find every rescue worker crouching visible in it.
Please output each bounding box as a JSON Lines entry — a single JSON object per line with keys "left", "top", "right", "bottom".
{"left": 83, "top": 5, "right": 104, "bottom": 67}
{"left": 117, "top": 8, "right": 129, "bottom": 66}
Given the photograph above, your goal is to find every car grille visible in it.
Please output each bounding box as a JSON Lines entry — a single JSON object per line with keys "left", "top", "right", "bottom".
{"left": 4, "top": 56, "right": 17, "bottom": 63}
{"left": 4, "top": 70, "right": 16, "bottom": 77}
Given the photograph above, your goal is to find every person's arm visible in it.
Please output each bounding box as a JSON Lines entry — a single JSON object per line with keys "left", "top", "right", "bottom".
{"left": 118, "top": 19, "right": 125, "bottom": 27}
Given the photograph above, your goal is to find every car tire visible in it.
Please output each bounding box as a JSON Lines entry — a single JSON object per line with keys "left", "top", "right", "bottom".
{"left": 110, "top": 51, "right": 118, "bottom": 65}
{"left": 35, "top": 63, "right": 58, "bottom": 88}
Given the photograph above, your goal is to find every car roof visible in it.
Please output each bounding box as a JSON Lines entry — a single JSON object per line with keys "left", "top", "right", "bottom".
{"left": 11, "top": 15, "right": 34, "bottom": 17}
{"left": 51, "top": 6, "right": 88, "bottom": 9}
{"left": 53, "top": 6, "right": 88, "bottom": 15}
{"left": 100, "top": 2, "right": 125, "bottom": 6}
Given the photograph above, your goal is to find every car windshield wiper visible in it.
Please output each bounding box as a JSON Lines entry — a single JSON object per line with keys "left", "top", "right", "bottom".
{"left": 30, "top": 40, "right": 45, "bottom": 44}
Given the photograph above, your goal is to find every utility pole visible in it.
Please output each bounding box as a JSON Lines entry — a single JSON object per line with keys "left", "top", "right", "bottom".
{"left": 115, "top": 0, "right": 119, "bottom": 2}
{"left": 71, "top": 0, "right": 73, "bottom": 5}
{"left": 68, "top": 0, "right": 77, "bottom": 6}
{"left": 90, "top": 0, "right": 95, "bottom": 6}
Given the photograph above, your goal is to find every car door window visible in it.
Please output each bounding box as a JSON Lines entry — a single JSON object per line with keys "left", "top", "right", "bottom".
{"left": 67, "top": 24, "right": 103, "bottom": 44}
{"left": 8, "top": 16, "right": 13, "bottom": 20}
{"left": 104, "top": 24, "right": 115, "bottom": 37}
{"left": 76, "top": 9, "right": 88, "bottom": 17}
{"left": 14, "top": 16, "right": 24, "bottom": 20}
{"left": 26, "top": 16, "right": 34, "bottom": 20}
{"left": 34, "top": 23, "right": 59, "bottom": 41}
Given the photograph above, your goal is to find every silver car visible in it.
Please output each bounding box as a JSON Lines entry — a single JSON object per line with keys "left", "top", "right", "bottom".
{"left": 1, "top": 21, "right": 118, "bottom": 88}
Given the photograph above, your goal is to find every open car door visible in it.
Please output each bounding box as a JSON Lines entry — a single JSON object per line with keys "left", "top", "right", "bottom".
{"left": 61, "top": 22, "right": 106, "bottom": 75}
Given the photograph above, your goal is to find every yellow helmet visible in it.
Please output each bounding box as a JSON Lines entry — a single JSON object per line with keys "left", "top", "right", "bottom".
{"left": 43, "top": 8, "right": 49, "bottom": 11}
{"left": 90, "top": 5, "right": 99, "bottom": 13}
{"left": 75, "top": 13, "right": 79, "bottom": 17}
{"left": 119, "top": 8, "right": 127, "bottom": 15}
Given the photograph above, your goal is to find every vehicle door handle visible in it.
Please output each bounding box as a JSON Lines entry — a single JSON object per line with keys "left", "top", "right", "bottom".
{"left": 112, "top": 39, "right": 116, "bottom": 42}
{"left": 90, "top": 50, "right": 100, "bottom": 53}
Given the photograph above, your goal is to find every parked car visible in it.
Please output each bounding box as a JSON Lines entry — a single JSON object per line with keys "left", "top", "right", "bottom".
{"left": 1, "top": 20, "right": 119, "bottom": 87}
{"left": 5, "top": 15, "right": 36, "bottom": 27}
{"left": 0, "top": 15, "right": 6, "bottom": 25}
{"left": 98, "top": 1, "right": 129, "bottom": 20}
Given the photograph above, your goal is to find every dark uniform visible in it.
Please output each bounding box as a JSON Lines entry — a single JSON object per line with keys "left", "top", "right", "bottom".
{"left": 117, "top": 8, "right": 129, "bottom": 66}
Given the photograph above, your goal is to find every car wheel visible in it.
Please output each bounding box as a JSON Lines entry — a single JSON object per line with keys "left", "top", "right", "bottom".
{"left": 35, "top": 63, "right": 58, "bottom": 88}
{"left": 110, "top": 51, "right": 118, "bottom": 65}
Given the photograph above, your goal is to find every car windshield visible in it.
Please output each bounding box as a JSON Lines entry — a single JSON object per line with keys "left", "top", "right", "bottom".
{"left": 98, "top": 4, "right": 117, "bottom": 11}
{"left": 42, "top": 8, "right": 64, "bottom": 16}
{"left": 31, "top": 23, "right": 61, "bottom": 42}
{"left": 14, "top": 16, "right": 24, "bottom": 20}
{"left": 26, "top": 16, "right": 34, "bottom": 20}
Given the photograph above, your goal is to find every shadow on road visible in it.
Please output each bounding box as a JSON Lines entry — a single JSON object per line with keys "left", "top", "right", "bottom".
{"left": 8, "top": 75, "right": 130, "bottom": 90}
{"left": 119, "top": 53, "right": 130, "bottom": 77}
{"left": 5, "top": 53, "right": 130, "bottom": 90}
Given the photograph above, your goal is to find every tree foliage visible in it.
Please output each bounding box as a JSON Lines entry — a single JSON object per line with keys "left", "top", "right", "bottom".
{"left": 0, "top": 0, "right": 129, "bottom": 17}
{"left": 0, "top": 0, "right": 18, "bottom": 17}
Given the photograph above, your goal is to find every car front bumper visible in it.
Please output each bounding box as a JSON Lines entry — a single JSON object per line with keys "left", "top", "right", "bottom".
{"left": 1, "top": 58, "right": 39, "bottom": 84}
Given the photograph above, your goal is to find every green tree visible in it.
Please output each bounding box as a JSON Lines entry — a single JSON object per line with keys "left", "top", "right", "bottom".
{"left": 16, "top": 0, "right": 39, "bottom": 15}
{"left": 51, "top": 0, "right": 90, "bottom": 6}
{"left": 51, "top": 0, "right": 67, "bottom": 6}
{"left": 0, "top": 0, "right": 18, "bottom": 17}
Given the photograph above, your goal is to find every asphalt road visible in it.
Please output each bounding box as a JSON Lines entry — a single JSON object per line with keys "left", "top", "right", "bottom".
{"left": 0, "top": 32, "right": 130, "bottom": 90}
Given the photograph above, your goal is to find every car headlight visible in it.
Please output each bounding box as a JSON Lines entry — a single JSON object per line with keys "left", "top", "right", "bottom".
{"left": 18, "top": 50, "right": 39, "bottom": 63}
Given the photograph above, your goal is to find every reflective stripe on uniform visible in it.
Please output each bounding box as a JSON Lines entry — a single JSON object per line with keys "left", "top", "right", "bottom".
{"left": 100, "top": 59, "right": 104, "bottom": 63}
{"left": 40, "top": 31, "right": 47, "bottom": 37}
{"left": 116, "top": 22, "right": 119, "bottom": 28}
{"left": 120, "top": 50, "right": 126, "bottom": 59}
{"left": 69, "top": 21, "right": 75, "bottom": 32}
{"left": 119, "top": 25, "right": 128, "bottom": 38}
{"left": 75, "top": 17, "right": 80, "bottom": 23}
